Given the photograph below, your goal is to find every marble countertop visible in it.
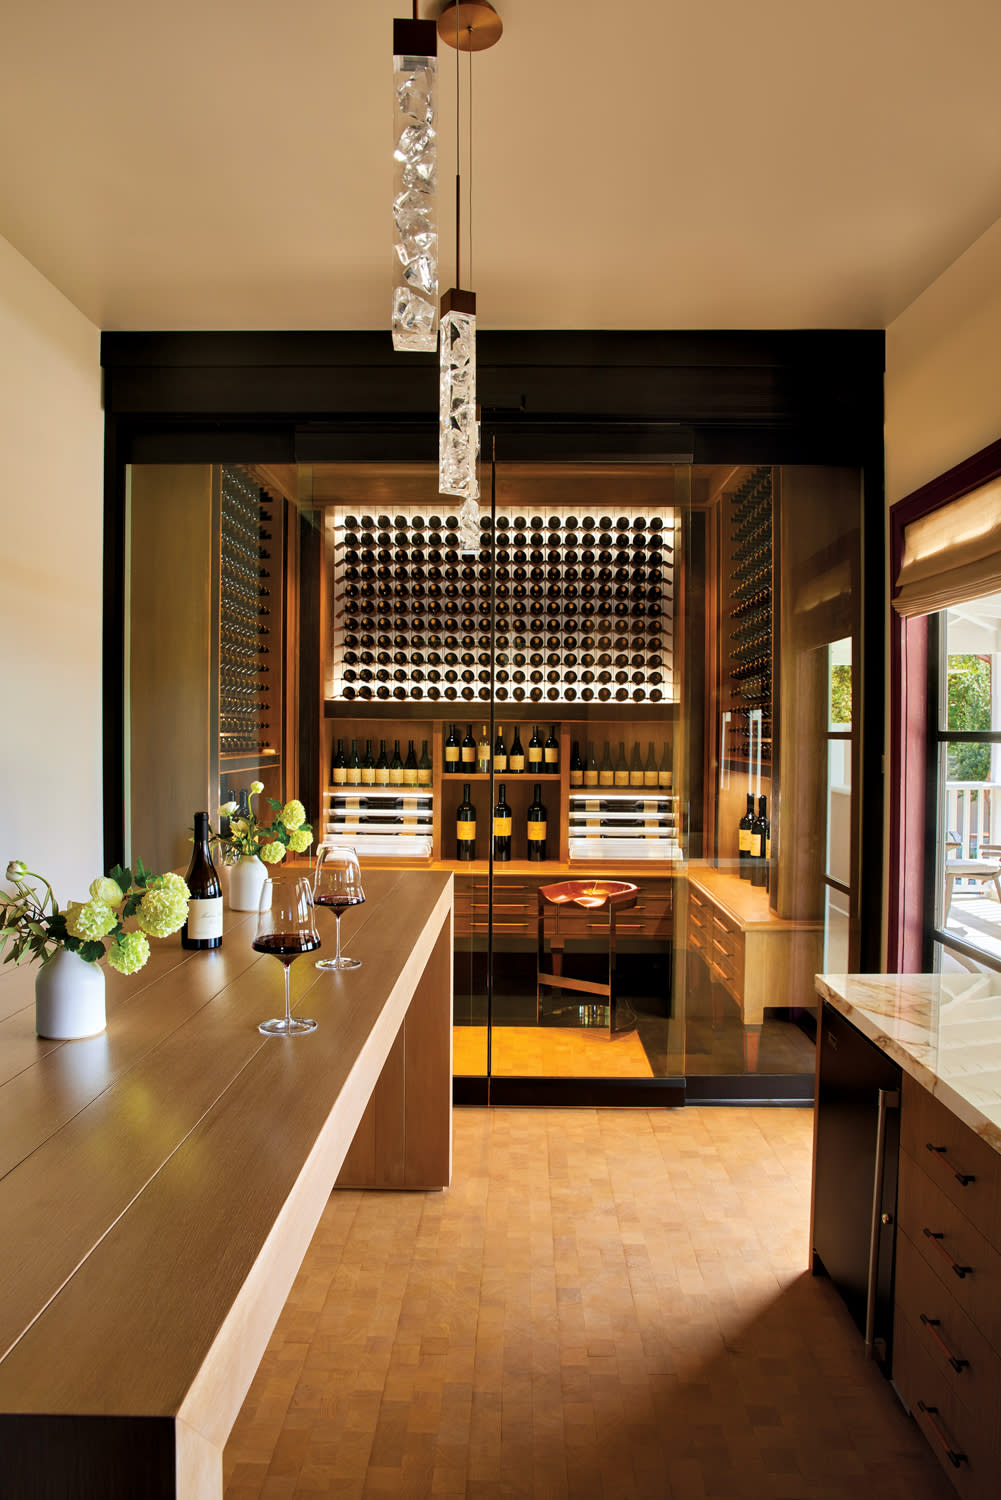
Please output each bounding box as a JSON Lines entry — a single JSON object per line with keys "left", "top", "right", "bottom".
{"left": 816, "top": 973, "right": 1001, "bottom": 1155}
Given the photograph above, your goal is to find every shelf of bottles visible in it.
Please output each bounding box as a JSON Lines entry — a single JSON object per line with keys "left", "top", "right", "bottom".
{"left": 722, "top": 468, "right": 772, "bottom": 769}
{"left": 326, "top": 508, "right": 676, "bottom": 707}
{"left": 219, "top": 466, "right": 278, "bottom": 762}
{"left": 324, "top": 735, "right": 434, "bottom": 857}
{"left": 566, "top": 736, "right": 679, "bottom": 861}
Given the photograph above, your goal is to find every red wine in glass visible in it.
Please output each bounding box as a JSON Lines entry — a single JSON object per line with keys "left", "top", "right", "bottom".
{"left": 314, "top": 846, "right": 366, "bottom": 971}
{"left": 254, "top": 875, "right": 320, "bottom": 1035}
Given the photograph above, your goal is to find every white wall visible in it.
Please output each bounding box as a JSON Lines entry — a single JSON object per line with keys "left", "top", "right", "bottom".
{"left": 0, "top": 235, "right": 104, "bottom": 902}
{"left": 886, "top": 212, "right": 1001, "bottom": 506}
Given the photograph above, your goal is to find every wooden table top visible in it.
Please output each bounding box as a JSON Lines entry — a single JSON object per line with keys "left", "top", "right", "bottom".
{"left": 0, "top": 868, "right": 451, "bottom": 1437}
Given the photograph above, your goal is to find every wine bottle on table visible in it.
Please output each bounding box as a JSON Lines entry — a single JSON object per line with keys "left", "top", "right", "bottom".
{"left": 461, "top": 724, "right": 476, "bottom": 769}
{"left": 389, "top": 739, "right": 404, "bottom": 787}
{"left": 417, "top": 739, "right": 432, "bottom": 787}
{"left": 456, "top": 784, "right": 477, "bottom": 861}
{"left": 544, "top": 726, "right": 559, "bottom": 772}
{"left": 569, "top": 740, "right": 583, "bottom": 787}
{"left": 403, "top": 739, "right": 419, "bottom": 786}
{"left": 181, "top": 811, "right": 223, "bottom": 950}
{"left": 493, "top": 724, "right": 508, "bottom": 773}
{"left": 584, "top": 741, "right": 599, "bottom": 788}
{"left": 444, "top": 722, "right": 460, "bottom": 774}
{"left": 509, "top": 727, "right": 526, "bottom": 774}
{"left": 527, "top": 725, "right": 543, "bottom": 771}
{"left": 599, "top": 742, "right": 614, "bottom": 788}
{"left": 750, "top": 795, "right": 770, "bottom": 889}
{"left": 374, "top": 739, "right": 390, "bottom": 787}
{"left": 493, "top": 783, "right": 513, "bottom": 861}
{"left": 738, "top": 793, "right": 754, "bottom": 879}
{"left": 526, "top": 785, "right": 548, "bottom": 861}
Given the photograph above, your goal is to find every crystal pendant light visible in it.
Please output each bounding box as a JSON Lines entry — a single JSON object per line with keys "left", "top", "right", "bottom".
{"left": 392, "top": 13, "right": 438, "bottom": 352}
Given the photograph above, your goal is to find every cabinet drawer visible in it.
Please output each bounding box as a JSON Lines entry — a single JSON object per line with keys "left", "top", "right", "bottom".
{"left": 898, "top": 1154, "right": 1001, "bottom": 1351}
{"left": 896, "top": 1229, "right": 1001, "bottom": 1438}
{"left": 894, "top": 1316, "right": 999, "bottom": 1500}
{"left": 901, "top": 1075, "right": 1001, "bottom": 1246}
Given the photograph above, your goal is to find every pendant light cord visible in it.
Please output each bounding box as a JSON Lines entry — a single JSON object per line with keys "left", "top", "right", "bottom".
{"left": 455, "top": 4, "right": 461, "bottom": 288}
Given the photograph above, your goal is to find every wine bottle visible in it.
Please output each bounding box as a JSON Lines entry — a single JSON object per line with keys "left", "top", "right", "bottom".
{"left": 569, "top": 740, "right": 583, "bottom": 787}
{"left": 750, "top": 795, "right": 769, "bottom": 888}
{"left": 644, "top": 742, "right": 658, "bottom": 789}
{"left": 477, "top": 723, "right": 491, "bottom": 774}
{"left": 527, "top": 725, "right": 543, "bottom": 771}
{"left": 493, "top": 725, "right": 508, "bottom": 772}
{"left": 599, "top": 742, "right": 614, "bottom": 788}
{"left": 629, "top": 742, "right": 644, "bottom": 788}
{"left": 346, "top": 738, "right": 362, "bottom": 786}
{"left": 181, "top": 812, "right": 223, "bottom": 950}
{"left": 404, "top": 739, "right": 419, "bottom": 786}
{"left": 584, "top": 741, "right": 599, "bottom": 788}
{"left": 361, "top": 739, "right": 376, "bottom": 786}
{"left": 389, "top": 739, "right": 404, "bottom": 787}
{"left": 417, "top": 739, "right": 432, "bottom": 787}
{"left": 331, "top": 738, "right": 347, "bottom": 786}
{"left": 461, "top": 724, "right": 476, "bottom": 769}
{"left": 493, "top": 783, "right": 512, "bottom": 861}
{"left": 614, "top": 741, "right": 630, "bottom": 788}
{"left": 544, "top": 725, "right": 559, "bottom": 772}
{"left": 374, "top": 739, "right": 390, "bottom": 787}
{"left": 526, "top": 784, "right": 548, "bottom": 861}
{"left": 658, "top": 741, "right": 673, "bottom": 790}
{"left": 739, "top": 793, "right": 755, "bottom": 879}
{"left": 444, "top": 722, "right": 460, "bottom": 773}
{"left": 509, "top": 726, "right": 526, "bottom": 773}
{"left": 456, "top": 784, "right": 477, "bottom": 861}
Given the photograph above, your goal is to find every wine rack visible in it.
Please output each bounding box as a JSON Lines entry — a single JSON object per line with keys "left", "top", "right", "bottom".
{"left": 322, "top": 789, "right": 434, "bottom": 858}
{"left": 219, "top": 466, "right": 280, "bottom": 763}
{"left": 567, "top": 792, "right": 681, "bottom": 861}
{"left": 325, "top": 508, "right": 676, "bottom": 707}
{"left": 721, "top": 468, "right": 772, "bottom": 769}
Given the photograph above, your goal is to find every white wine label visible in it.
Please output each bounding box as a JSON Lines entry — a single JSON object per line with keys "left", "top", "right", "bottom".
{"left": 186, "top": 896, "right": 223, "bottom": 940}
{"left": 527, "top": 823, "right": 547, "bottom": 840}
{"left": 456, "top": 820, "right": 476, "bottom": 839}
{"left": 544, "top": 748, "right": 558, "bottom": 764}
{"left": 493, "top": 817, "right": 513, "bottom": 836}
{"left": 738, "top": 831, "right": 752, "bottom": 851}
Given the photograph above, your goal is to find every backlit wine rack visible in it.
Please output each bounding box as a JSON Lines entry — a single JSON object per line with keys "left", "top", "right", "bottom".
{"left": 219, "top": 466, "right": 279, "bottom": 761}
{"left": 325, "top": 508, "right": 676, "bottom": 706}
{"left": 721, "top": 468, "right": 772, "bottom": 769}
{"left": 567, "top": 792, "right": 682, "bottom": 862}
{"left": 322, "top": 789, "right": 434, "bottom": 859}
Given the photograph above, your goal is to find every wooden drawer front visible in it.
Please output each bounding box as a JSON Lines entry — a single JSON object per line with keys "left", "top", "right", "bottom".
{"left": 687, "top": 901, "right": 711, "bottom": 954}
{"left": 898, "top": 1155, "right": 1001, "bottom": 1351}
{"left": 896, "top": 1230, "right": 1001, "bottom": 1437}
{"left": 901, "top": 1075, "right": 1001, "bottom": 1246}
{"left": 894, "top": 1316, "right": 999, "bottom": 1500}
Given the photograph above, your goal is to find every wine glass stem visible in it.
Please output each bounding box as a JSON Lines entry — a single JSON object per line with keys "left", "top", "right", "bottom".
{"left": 335, "top": 914, "right": 343, "bottom": 964}
{"left": 283, "top": 962, "right": 293, "bottom": 1025}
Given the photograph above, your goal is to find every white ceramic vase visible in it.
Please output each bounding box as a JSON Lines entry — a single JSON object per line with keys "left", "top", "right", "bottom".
{"left": 35, "top": 948, "right": 107, "bottom": 1040}
{"left": 229, "top": 853, "right": 268, "bottom": 912}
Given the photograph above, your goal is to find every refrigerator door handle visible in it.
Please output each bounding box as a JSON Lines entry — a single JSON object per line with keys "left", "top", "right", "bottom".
{"left": 864, "top": 1086, "right": 900, "bottom": 1359}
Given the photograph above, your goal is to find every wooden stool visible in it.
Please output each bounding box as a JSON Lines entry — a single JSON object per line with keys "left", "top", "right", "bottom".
{"left": 536, "top": 879, "right": 638, "bottom": 1037}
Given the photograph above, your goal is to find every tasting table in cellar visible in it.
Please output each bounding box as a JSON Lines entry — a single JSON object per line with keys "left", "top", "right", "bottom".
{"left": 0, "top": 868, "right": 452, "bottom": 1500}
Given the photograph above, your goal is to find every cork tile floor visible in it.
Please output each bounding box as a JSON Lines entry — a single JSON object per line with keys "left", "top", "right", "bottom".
{"left": 223, "top": 1107, "right": 953, "bottom": 1500}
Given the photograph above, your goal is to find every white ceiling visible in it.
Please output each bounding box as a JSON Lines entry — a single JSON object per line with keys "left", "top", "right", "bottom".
{"left": 2, "top": 0, "right": 1001, "bottom": 333}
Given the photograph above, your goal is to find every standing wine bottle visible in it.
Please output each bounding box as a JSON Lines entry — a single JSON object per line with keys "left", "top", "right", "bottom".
{"left": 584, "top": 741, "right": 599, "bottom": 788}
{"left": 526, "top": 784, "right": 548, "bottom": 861}
{"left": 493, "top": 724, "right": 508, "bottom": 773}
{"left": 361, "top": 739, "right": 376, "bottom": 786}
{"left": 628, "top": 742, "right": 644, "bottom": 788}
{"left": 544, "top": 725, "right": 559, "bottom": 772}
{"left": 658, "top": 740, "right": 673, "bottom": 790}
{"left": 456, "top": 784, "right": 477, "bottom": 861}
{"left": 493, "top": 783, "right": 513, "bottom": 861}
{"left": 331, "top": 738, "right": 347, "bottom": 786}
{"left": 750, "top": 795, "right": 770, "bottom": 889}
{"left": 389, "top": 739, "right": 404, "bottom": 787}
{"left": 527, "top": 725, "right": 543, "bottom": 771}
{"left": 374, "top": 739, "right": 390, "bottom": 787}
{"left": 614, "top": 741, "right": 630, "bottom": 787}
{"left": 417, "top": 739, "right": 432, "bottom": 787}
{"left": 181, "top": 811, "right": 223, "bottom": 950}
{"left": 738, "top": 793, "right": 755, "bottom": 879}
{"left": 403, "top": 739, "right": 419, "bottom": 786}
{"left": 599, "top": 742, "right": 614, "bottom": 788}
{"left": 644, "top": 741, "right": 658, "bottom": 788}
{"left": 444, "top": 722, "right": 460, "bottom": 774}
{"left": 461, "top": 724, "right": 476, "bottom": 769}
{"left": 509, "top": 726, "right": 526, "bottom": 773}
{"left": 569, "top": 740, "right": 583, "bottom": 787}
{"left": 346, "top": 738, "right": 362, "bottom": 786}
{"left": 477, "top": 723, "right": 491, "bottom": 774}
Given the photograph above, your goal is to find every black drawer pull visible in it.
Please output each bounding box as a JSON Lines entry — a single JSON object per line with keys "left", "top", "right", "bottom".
{"left": 926, "top": 1143, "right": 976, "bottom": 1187}
{"left": 916, "top": 1403, "right": 968, "bottom": 1468}
{"left": 923, "top": 1228, "right": 972, "bottom": 1279}
{"left": 919, "top": 1314, "right": 970, "bottom": 1372}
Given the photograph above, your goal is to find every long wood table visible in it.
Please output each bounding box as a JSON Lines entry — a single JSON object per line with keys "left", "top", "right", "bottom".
{"left": 0, "top": 868, "right": 453, "bottom": 1499}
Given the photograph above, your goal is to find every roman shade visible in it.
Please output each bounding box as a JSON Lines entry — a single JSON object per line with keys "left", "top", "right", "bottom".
{"left": 893, "top": 475, "right": 1001, "bottom": 617}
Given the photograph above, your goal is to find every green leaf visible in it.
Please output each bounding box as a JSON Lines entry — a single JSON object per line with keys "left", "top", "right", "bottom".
{"left": 108, "top": 863, "right": 129, "bottom": 890}
{"left": 134, "top": 856, "right": 151, "bottom": 885}
{"left": 78, "top": 941, "right": 105, "bottom": 964}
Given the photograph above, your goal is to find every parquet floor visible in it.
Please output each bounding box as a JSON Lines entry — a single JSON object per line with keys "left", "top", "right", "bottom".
{"left": 223, "top": 1108, "right": 952, "bottom": 1500}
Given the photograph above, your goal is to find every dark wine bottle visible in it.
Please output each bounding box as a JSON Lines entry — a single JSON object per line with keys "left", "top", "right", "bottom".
{"left": 493, "top": 724, "right": 508, "bottom": 773}
{"left": 738, "top": 792, "right": 755, "bottom": 879}
{"left": 509, "top": 726, "right": 526, "bottom": 774}
{"left": 750, "top": 795, "right": 770, "bottom": 888}
{"left": 614, "top": 741, "right": 630, "bottom": 788}
{"left": 181, "top": 811, "right": 223, "bottom": 950}
{"left": 345, "top": 738, "right": 362, "bottom": 786}
{"left": 331, "top": 737, "right": 347, "bottom": 786}
{"left": 418, "top": 739, "right": 432, "bottom": 787}
{"left": 599, "top": 742, "right": 614, "bottom": 788}
{"left": 456, "top": 784, "right": 477, "bottom": 861}
{"left": 389, "top": 739, "right": 404, "bottom": 787}
{"left": 629, "top": 742, "right": 644, "bottom": 788}
{"left": 569, "top": 740, "right": 583, "bottom": 787}
{"left": 374, "top": 739, "right": 390, "bottom": 787}
{"left": 444, "top": 722, "right": 460, "bottom": 774}
{"left": 461, "top": 723, "right": 476, "bottom": 769}
{"left": 544, "top": 725, "right": 559, "bottom": 773}
{"left": 526, "top": 784, "right": 548, "bottom": 862}
{"left": 493, "top": 783, "right": 512, "bottom": 861}
{"left": 404, "top": 739, "right": 419, "bottom": 787}
{"left": 527, "top": 725, "right": 543, "bottom": 771}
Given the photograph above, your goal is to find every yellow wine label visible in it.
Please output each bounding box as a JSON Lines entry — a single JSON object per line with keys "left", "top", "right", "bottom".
{"left": 361, "top": 769, "right": 376, "bottom": 785}
{"left": 528, "top": 749, "right": 542, "bottom": 765}
{"left": 445, "top": 747, "right": 459, "bottom": 763}
{"left": 456, "top": 820, "right": 476, "bottom": 839}
{"left": 583, "top": 771, "right": 599, "bottom": 787}
{"left": 461, "top": 748, "right": 475, "bottom": 763}
{"left": 345, "top": 770, "right": 361, "bottom": 785}
{"left": 629, "top": 772, "right": 644, "bottom": 787}
{"left": 509, "top": 754, "right": 525, "bottom": 772}
{"left": 374, "top": 769, "right": 390, "bottom": 786}
{"left": 643, "top": 771, "right": 658, "bottom": 787}
{"left": 599, "top": 771, "right": 614, "bottom": 787}
{"left": 389, "top": 769, "right": 404, "bottom": 786}
{"left": 417, "top": 769, "right": 432, "bottom": 786}
{"left": 403, "top": 769, "right": 418, "bottom": 786}
{"left": 493, "top": 817, "right": 513, "bottom": 836}
{"left": 738, "top": 831, "right": 752, "bottom": 851}
{"left": 527, "top": 823, "right": 547, "bottom": 840}
{"left": 659, "top": 773, "right": 673, "bottom": 789}
{"left": 570, "top": 771, "right": 583, "bottom": 787}
{"left": 613, "top": 771, "right": 630, "bottom": 787}
{"left": 749, "top": 833, "right": 762, "bottom": 856}
{"left": 495, "top": 754, "right": 508, "bottom": 771}
{"left": 766, "top": 835, "right": 772, "bottom": 859}
{"left": 333, "top": 768, "right": 347, "bottom": 784}
{"left": 544, "top": 748, "right": 558, "bottom": 764}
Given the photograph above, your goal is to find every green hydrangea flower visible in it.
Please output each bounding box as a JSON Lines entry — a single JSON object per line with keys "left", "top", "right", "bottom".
{"left": 287, "top": 828, "right": 313, "bottom": 853}
{"left": 136, "top": 883, "right": 188, "bottom": 938}
{"left": 89, "top": 876, "right": 125, "bottom": 908}
{"left": 65, "top": 899, "right": 117, "bottom": 941}
{"left": 107, "top": 930, "right": 150, "bottom": 975}
{"left": 279, "top": 800, "right": 307, "bottom": 831}
{"left": 153, "top": 872, "right": 191, "bottom": 899}
{"left": 259, "top": 840, "right": 287, "bottom": 864}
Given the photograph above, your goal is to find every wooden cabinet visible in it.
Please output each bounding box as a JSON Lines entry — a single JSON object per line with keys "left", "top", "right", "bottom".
{"left": 685, "top": 867, "right": 823, "bottom": 1069}
{"left": 893, "top": 1074, "right": 1001, "bottom": 1499}
{"left": 454, "top": 873, "right": 672, "bottom": 942}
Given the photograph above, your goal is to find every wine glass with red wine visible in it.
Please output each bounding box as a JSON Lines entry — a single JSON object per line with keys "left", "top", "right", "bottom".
{"left": 253, "top": 874, "right": 320, "bottom": 1036}
{"left": 313, "top": 845, "right": 366, "bottom": 971}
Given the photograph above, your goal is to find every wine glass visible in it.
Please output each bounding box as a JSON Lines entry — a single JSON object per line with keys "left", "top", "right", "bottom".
{"left": 253, "top": 874, "right": 320, "bottom": 1036}
{"left": 313, "top": 845, "right": 366, "bottom": 971}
